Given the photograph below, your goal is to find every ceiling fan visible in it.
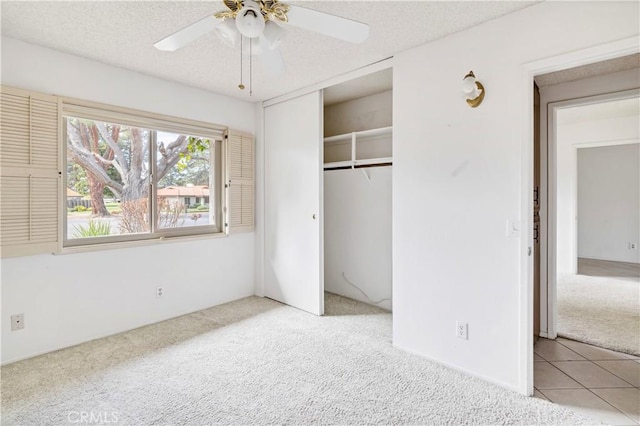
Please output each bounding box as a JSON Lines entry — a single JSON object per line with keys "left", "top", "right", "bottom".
{"left": 154, "top": 0, "right": 370, "bottom": 93}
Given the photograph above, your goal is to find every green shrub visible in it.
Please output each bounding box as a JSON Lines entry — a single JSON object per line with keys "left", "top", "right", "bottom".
{"left": 196, "top": 205, "right": 208, "bottom": 211}
{"left": 192, "top": 203, "right": 201, "bottom": 209}
{"left": 73, "top": 219, "right": 112, "bottom": 238}
{"left": 75, "top": 205, "right": 88, "bottom": 212}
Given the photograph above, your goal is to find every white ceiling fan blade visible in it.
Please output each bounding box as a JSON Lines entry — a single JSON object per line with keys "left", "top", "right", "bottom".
{"left": 259, "top": 37, "right": 285, "bottom": 76}
{"left": 154, "top": 15, "right": 220, "bottom": 51}
{"left": 286, "top": 5, "right": 369, "bottom": 44}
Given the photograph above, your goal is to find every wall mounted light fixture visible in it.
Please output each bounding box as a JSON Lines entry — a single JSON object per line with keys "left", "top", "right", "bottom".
{"left": 462, "top": 71, "right": 485, "bottom": 108}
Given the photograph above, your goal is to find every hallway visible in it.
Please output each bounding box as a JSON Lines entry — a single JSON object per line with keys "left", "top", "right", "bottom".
{"left": 535, "top": 338, "right": 639, "bottom": 425}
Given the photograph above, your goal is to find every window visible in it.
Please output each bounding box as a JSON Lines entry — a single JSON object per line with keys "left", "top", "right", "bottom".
{"left": 0, "top": 85, "right": 254, "bottom": 257}
{"left": 62, "top": 103, "right": 224, "bottom": 247}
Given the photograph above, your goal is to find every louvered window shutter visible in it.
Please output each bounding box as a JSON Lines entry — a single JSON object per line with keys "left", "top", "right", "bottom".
{"left": 226, "top": 129, "right": 254, "bottom": 233}
{"left": 1, "top": 86, "right": 60, "bottom": 257}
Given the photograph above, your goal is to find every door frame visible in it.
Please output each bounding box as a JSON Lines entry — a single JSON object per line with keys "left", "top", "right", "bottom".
{"left": 262, "top": 58, "right": 394, "bottom": 108}
{"left": 546, "top": 89, "right": 640, "bottom": 339}
{"left": 519, "top": 36, "right": 638, "bottom": 396}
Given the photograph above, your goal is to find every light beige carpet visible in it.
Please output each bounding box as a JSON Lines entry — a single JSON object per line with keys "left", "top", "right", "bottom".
{"left": 2, "top": 293, "right": 593, "bottom": 425}
{"left": 558, "top": 273, "right": 640, "bottom": 356}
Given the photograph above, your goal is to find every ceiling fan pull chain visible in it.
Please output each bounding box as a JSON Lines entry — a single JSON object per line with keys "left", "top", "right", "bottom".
{"left": 249, "top": 38, "right": 253, "bottom": 96}
{"left": 238, "top": 36, "right": 245, "bottom": 90}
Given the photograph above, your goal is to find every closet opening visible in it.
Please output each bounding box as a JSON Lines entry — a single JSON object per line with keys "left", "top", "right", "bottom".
{"left": 322, "top": 68, "right": 393, "bottom": 313}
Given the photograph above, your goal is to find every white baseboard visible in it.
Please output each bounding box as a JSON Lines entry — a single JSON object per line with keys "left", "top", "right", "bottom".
{"left": 392, "top": 343, "right": 525, "bottom": 395}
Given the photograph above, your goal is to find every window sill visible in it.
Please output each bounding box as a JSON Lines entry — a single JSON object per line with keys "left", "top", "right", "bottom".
{"left": 57, "top": 231, "right": 229, "bottom": 256}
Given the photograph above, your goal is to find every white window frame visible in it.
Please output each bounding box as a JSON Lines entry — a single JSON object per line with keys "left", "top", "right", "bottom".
{"left": 0, "top": 85, "right": 252, "bottom": 258}
{"left": 61, "top": 99, "right": 227, "bottom": 248}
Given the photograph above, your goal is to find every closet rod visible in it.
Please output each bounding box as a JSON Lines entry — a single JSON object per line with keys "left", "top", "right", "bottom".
{"left": 323, "top": 162, "right": 392, "bottom": 171}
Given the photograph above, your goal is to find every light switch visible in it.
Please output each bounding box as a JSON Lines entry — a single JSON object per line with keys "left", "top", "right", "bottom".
{"left": 507, "top": 219, "right": 520, "bottom": 238}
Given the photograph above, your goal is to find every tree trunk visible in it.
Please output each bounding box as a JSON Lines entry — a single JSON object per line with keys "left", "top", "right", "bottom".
{"left": 120, "top": 175, "right": 149, "bottom": 203}
{"left": 118, "top": 178, "right": 151, "bottom": 233}
{"left": 87, "top": 173, "right": 110, "bottom": 217}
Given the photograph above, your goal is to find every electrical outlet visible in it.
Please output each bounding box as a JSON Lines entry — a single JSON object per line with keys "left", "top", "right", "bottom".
{"left": 156, "top": 287, "right": 164, "bottom": 298}
{"left": 456, "top": 322, "right": 468, "bottom": 340}
{"left": 629, "top": 242, "right": 637, "bottom": 250}
{"left": 11, "top": 313, "right": 25, "bottom": 331}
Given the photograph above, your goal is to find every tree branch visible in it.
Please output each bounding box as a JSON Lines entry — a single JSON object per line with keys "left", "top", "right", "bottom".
{"left": 96, "top": 122, "right": 129, "bottom": 176}
{"left": 68, "top": 148, "right": 124, "bottom": 195}
{"left": 156, "top": 135, "right": 189, "bottom": 179}
{"left": 66, "top": 120, "right": 124, "bottom": 196}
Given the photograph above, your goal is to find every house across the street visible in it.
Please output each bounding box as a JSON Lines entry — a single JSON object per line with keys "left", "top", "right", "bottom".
{"left": 66, "top": 187, "right": 83, "bottom": 201}
{"left": 157, "top": 184, "right": 209, "bottom": 207}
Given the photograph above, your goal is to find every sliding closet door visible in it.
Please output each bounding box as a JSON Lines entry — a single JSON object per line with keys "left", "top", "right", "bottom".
{"left": 264, "top": 91, "right": 324, "bottom": 315}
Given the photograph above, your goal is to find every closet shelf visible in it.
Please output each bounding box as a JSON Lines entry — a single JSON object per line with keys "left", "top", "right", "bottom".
{"left": 324, "top": 160, "right": 354, "bottom": 169}
{"left": 355, "top": 157, "right": 392, "bottom": 167}
{"left": 324, "top": 157, "right": 393, "bottom": 170}
{"left": 323, "top": 126, "right": 392, "bottom": 144}
{"left": 323, "top": 126, "right": 392, "bottom": 168}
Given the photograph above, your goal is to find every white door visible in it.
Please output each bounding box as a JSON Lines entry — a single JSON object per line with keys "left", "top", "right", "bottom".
{"left": 264, "top": 91, "right": 324, "bottom": 315}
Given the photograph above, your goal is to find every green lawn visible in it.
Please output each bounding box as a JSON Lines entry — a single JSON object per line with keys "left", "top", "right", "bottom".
{"left": 69, "top": 202, "right": 208, "bottom": 215}
{"left": 68, "top": 202, "right": 120, "bottom": 215}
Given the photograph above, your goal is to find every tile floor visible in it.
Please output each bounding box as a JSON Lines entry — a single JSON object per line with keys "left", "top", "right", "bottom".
{"left": 534, "top": 337, "right": 640, "bottom": 425}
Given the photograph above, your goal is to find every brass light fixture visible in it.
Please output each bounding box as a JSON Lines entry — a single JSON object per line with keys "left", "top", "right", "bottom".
{"left": 215, "top": 0, "right": 288, "bottom": 95}
{"left": 215, "top": 0, "right": 290, "bottom": 23}
{"left": 462, "top": 71, "right": 485, "bottom": 108}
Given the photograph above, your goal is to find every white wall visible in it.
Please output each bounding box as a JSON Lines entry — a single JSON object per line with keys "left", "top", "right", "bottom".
{"left": 577, "top": 144, "right": 640, "bottom": 263}
{"left": 324, "top": 167, "right": 392, "bottom": 310}
{"left": 1, "top": 37, "right": 257, "bottom": 364}
{"left": 556, "top": 113, "right": 640, "bottom": 273}
{"left": 393, "top": 1, "right": 639, "bottom": 393}
{"left": 324, "top": 90, "right": 392, "bottom": 137}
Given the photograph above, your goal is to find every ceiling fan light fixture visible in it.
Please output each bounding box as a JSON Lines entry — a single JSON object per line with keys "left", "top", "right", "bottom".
{"left": 235, "top": 0, "right": 265, "bottom": 38}
{"left": 214, "top": 18, "right": 240, "bottom": 48}
{"left": 262, "top": 20, "right": 283, "bottom": 50}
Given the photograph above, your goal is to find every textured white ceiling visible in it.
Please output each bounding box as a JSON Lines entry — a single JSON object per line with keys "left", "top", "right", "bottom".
{"left": 1, "top": 1, "right": 536, "bottom": 102}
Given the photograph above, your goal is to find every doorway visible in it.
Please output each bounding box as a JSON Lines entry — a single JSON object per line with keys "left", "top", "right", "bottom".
{"left": 530, "top": 55, "right": 640, "bottom": 422}
{"left": 552, "top": 97, "right": 640, "bottom": 354}
{"left": 533, "top": 54, "right": 640, "bottom": 344}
